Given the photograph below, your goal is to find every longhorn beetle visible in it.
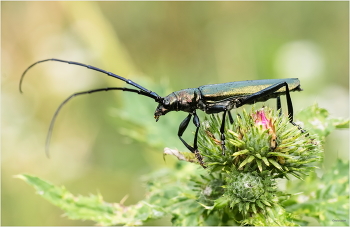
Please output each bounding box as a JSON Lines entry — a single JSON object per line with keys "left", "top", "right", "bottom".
{"left": 20, "top": 59, "right": 303, "bottom": 168}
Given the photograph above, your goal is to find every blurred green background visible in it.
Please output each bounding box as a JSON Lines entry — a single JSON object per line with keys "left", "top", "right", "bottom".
{"left": 2, "top": 1, "right": 348, "bottom": 226}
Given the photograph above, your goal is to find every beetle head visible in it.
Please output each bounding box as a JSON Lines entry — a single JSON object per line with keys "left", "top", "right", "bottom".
{"left": 154, "top": 94, "right": 177, "bottom": 122}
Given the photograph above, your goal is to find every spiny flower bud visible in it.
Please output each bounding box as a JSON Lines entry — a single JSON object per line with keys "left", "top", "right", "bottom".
{"left": 198, "top": 106, "right": 322, "bottom": 179}
{"left": 223, "top": 171, "right": 278, "bottom": 216}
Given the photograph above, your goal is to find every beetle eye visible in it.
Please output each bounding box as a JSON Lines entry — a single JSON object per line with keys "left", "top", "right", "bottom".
{"left": 164, "top": 100, "right": 170, "bottom": 106}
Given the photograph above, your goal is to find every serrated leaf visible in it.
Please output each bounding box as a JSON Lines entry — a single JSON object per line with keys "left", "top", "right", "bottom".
{"left": 261, "top": 200, "right": 271, "bottom": 206}
{"left": 256, "top": 200, "right": 265, "bottom": 209}
{"left": 214, "top": 196, "right": 229, "bottom": 208}
{"left": 332, "top": 118, "right": 349, "bottom": 129}
{"left": 232, "top": 149, "right": 249, "bottom": 156}
{"left": 246, "top": 202, "right": 250, "bottom": 211}
{"left": 238, "top": 155, "right": 255, "bottom": 169}
{"left": 256, "top": 159, "right": 263, "bottom": 172}
{"left": 238, "top": 202, "right": 243, "bottom": 212}
{"left": 268, "top": 151, "right": 293, "bottom": 159}
{"left": 261, "top": 157, "right": 270, "bottom": 166}
{"left": 268, "top": 158, "right": 283, "bottom": 170}
{"left": 252, "top": 203, "right": 257, "bottom": 214}
{"left": 296, "top": 104, "right": 349, "bottom": 139}
{"left": 15, "top": 174, "right": 165, "bottom": 226}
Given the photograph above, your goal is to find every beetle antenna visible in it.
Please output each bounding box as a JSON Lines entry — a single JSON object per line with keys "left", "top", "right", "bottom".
{"left": 45, "top": 87, "right": 162, "bottom": 158}
{"left": 19, "top": 58, "right": 161, "bottom": 101}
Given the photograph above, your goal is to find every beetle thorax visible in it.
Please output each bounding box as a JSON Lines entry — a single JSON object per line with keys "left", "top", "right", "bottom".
{"left": 154, "top": 88, "right": 199, "bottom": 121}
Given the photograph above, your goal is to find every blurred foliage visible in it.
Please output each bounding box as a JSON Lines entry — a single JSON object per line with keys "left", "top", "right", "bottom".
{"left": 284, "top": 159, "right": 349, "bottom": 226}
{"left": 296, "top": 104, "right": 349, "bottom": 140}
{"left": 17, "top": 106, "right": 348, "bottom": 225}
{"left": 2, "top": 1, "right": 349, "bottom": 225}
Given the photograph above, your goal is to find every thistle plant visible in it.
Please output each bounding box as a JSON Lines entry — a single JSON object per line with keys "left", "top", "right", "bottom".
{"left": 179, "top": 106, "right": 323, "bottom": 225}
{"left": 153, "top": 106, "right": 323, "bottom": 225}
{"left": 17, "top": 105, "right": 349, "bottom": 226}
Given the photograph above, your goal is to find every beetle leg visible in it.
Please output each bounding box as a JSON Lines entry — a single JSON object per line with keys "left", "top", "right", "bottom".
{"left": 228, "top": 111, "right": 234, "bottom": 124}
{"left": 192, "top": 113, "right": 206, "bottom": 167}
{"left": 220, "top": 110, "right": 228, "bottom": 155}
{"left": 277, "top": 96, "right": 282, "bottom": 117}
{"left": 203, "top": 104, "right": 232, "bottom": 155}
{"left": 238, "top": 82, "right": 306, "bottom": 134}
{"left": 178, "top": 114, "right": 193, "bottom": 151}
{"left": 192, "top": 112, "right": 200, "bottom": 150}
{"left": 178, "top": 113, "right": 206, "bottom": 167}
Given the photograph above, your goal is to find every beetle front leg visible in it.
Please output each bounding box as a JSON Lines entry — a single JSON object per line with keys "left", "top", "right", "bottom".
{"left": 192, "top": 113, "right": 206, "bottom": 167}
{"left": 178, "top": 112, "right": 206, "bottom": 167}
{"left": 178, "top": 114, "right": 193, "bottom": 152}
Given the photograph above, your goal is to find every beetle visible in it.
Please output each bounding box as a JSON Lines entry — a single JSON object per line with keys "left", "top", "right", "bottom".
{"left": 20, "top": 58, "right": 303, "bottom": 167}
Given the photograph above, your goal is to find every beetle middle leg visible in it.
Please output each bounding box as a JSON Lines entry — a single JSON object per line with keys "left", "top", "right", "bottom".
{"left": 204, "top": 103, "right": 234, "bottom": 156}
{"left": 219, "top": 110, "right": 228, "bottom": 155}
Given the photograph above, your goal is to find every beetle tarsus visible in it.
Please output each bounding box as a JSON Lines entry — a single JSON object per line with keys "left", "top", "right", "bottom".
{"left": 194, "top": 149, "right": 206, "bottom": 168}
{"left": 291, "top": 122, "right": 309, "bottom": 136}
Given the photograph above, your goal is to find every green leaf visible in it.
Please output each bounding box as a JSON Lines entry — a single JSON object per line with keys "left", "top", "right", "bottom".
{"left": 333, "top": 118, "right": 349, "bottom": 129}
{"left": 261, "top": 200, "right": 271, "bottom": 207}
{"left": 261, "top": 157, "right": 270, "bottom": 166}
{"left": 256, "top": 200, "right": 265, "bottom": 209}
{"left": 296, "top": 104, "right": 349, "bottom": 139}
{"left": 238, "top": 155, "right": 255, "bottom": 169}
{"left": 15, "top": 174, "right": 164, "bottom": 226}
{"left": 251, "top": 203, "right": 257, "bottom": 214}
{"left": 267, "top": 151, "right": 293, "bottom": 159}
{"left": 232, "top": 149, "right": 249, "bottom": 156}
{"left": 214, "top": 195, "right": 229, "bottom": 208}
{"left": 245, "top": 202, "right": 250, "bottom": 212}
{"left": 268, "top": 158, "right": 283, "bottom": 170}
{"left": 256, "top": 159, "right": 263, "bottom": 172}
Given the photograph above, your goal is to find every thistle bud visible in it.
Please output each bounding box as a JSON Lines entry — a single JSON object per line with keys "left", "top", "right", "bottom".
{"left": 198, "top": 106, "right": 322, "bottom": 179}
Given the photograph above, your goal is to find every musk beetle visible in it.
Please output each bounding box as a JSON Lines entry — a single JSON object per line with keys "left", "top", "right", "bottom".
{"left": 20, "top": 59, "right": 304, "bottom": 167}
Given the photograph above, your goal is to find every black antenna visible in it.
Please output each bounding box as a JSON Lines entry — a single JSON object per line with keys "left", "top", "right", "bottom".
{"left": 45, "top": 87, "right": 158, "bottom": 158}
{"left": 19, "top": 58, "right": 161, "bottom": 101}
{"left": 20, "top": 59, "right": 164, "bottom": 157}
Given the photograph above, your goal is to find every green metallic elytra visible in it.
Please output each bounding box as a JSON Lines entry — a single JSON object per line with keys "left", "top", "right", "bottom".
{"left": 199, "top": 78, "right": 301, "bottom": 103}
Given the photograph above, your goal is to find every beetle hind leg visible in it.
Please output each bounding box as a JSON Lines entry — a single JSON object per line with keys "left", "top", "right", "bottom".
{"left": 238, "top": 82, "right": 307, "bottom": 135}
{"left": 277, "top": 96, "right": 282, "bottom": 117}
{"left": 228, "top": 111, "right": 234, "bottom": 124}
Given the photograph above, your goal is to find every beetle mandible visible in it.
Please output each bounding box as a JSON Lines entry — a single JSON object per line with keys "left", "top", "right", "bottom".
{"left": 20, "top": 59, "right": 303, "bottom": 168}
